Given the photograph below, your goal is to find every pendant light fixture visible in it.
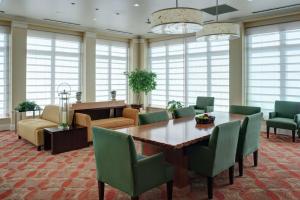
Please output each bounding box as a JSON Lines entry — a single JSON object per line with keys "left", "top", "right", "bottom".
{"left": 150, "top": 0, "right": 204, "bottom": 34}
{"left": 196, "top": 0, "right": 240, "bottom": 41}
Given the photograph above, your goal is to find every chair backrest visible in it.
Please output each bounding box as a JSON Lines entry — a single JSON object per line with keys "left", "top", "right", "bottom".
{"left": 93, "top": 127, "right": 137, "bottom": 194}
{"left": 229, "top": 105, "right": 261, "bottom": 115}
{"left": 237, "top": 112, "right": 262, "bottom": 157}
{"left": 208, "top": 120, "right": 240, "bottom": 176}
{"left": 173, "top": 107, "right": 195, "bottom": 119}
{"left": 138, "top": 111, "right": 169, "bottom": 125}
{"left": 41, "top": 105, "right": 60, "bottom": 123}
{"left": 275, "top": 100, "right": 300, "bottom": 119}
{"left": 196, "top": 97, "right": 214, "bottom": 109}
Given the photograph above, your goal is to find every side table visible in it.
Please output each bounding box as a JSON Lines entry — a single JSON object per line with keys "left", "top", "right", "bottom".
{"left": 43, "top": 126, "right": 88, "bottom": 154}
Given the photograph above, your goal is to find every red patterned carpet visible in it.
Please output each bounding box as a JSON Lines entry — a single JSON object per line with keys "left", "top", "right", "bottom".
{"left": 1, "top": 131, "right": 300, "bottom": 200}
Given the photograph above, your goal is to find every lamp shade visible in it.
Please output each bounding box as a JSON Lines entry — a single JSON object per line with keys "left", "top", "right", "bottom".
{"left": 151, "top": 8, "right": 203, "bottom": 34}
{"left": 196, "top": 22, "right": 240, "bottom": 41}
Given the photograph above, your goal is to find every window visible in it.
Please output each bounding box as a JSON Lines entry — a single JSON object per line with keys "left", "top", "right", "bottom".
{"left": 149, "top": 38, "right": 230, "bottom": 112}
{"left": 0, "top": 27, "right": 9, "bottom": 117}
{"left": 95, "top": 39, "right": 128, "bottom": 101}
{"left": 246, "top": 21, "right": 300, "bottom": 116}
{"left": 26, "top": 30, "right": 81, "bottom": 107}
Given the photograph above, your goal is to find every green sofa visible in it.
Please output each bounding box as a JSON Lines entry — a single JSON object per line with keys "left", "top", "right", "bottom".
{"left": 190, "top": 96, "right": 214, "bottom": 114}
{"left": 93, "top": 127, "right": 174, "bottom": 200}
{"left": 266, "top": 100, "right": 300, "bottom": 142}
{"left": 229, "top": 105, "right": 261, "bottom": 115}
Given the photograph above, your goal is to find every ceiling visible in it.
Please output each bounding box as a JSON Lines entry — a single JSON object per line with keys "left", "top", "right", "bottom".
{"left": 0, "top": 0, "right": 300, "bottom": 36}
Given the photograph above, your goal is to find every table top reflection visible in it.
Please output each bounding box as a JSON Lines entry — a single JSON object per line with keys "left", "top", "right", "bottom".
{"left": 117, "top": 112, "right": 245, "bottom": 149}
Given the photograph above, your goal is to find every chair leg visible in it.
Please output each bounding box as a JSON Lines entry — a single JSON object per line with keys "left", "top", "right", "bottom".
{"left": 274, "top": 128, "right": 277, "bottom": 135}
{"left": 131, "top": 197, "right": 139, "bottom": 200}
{"left": 37, "top": 146, "right": 41, "bottom": 151}
{"left": 238, "top": 157, "right": 244, "bottom": 176}
{"left": 207, "top": 177, "right": 213, "bottom": 199}
{"left": 292, "top": 130, "right": 296, "bottom": 142}
{"left": 253, "top": 150, "right": 258, "bottom": 167}
{"left": 267, "top": 126, "right": 270, "bottom": 139}
{"left": 298, "top": 130, "right": 300, "bottom": 138}
{"left": 167, "top": 181, "right": 173, "bottom": 200}
{"left": 98, "top": 181, "right": 105, "bottom": 200}
{"left": 229, "top": 166, "right": 234, "bottom": 185}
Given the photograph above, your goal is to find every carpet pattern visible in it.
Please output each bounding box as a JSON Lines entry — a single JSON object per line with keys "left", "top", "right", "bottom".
{"left": 0, "top": 131, "right": 300, "bottom": 200}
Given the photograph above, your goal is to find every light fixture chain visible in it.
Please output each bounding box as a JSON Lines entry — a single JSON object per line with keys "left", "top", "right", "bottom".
{"left": 176, "top": 0, "right": 178, "bottom": 8}
{"left": 216, "top": 0, "right": 219, "bottom": 22}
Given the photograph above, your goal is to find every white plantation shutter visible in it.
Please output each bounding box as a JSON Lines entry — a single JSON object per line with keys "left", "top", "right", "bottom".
{"left": 26, "top": 30, "right": 81, "bottom": 107}
{"left": 95, "top": 39, "right": 128, "bottom": 101}
{"left": 149, "top": 37, "right": 230, "bottom": 111}
{"left": 0, "top": 27, "right": 9, "bottom": 117}
{"left": 246, "top": 21, "right": 300, "bottom": 116}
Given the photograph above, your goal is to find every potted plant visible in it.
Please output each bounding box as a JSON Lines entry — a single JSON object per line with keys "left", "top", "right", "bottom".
{"left": 128, "top": 69, "right": 157, "bottom": 109}
{"left": 167, "top": 100, "right": 183, "bottom": 118}
{"left": 15, "top": 101, "right": 40, "bottom": 112}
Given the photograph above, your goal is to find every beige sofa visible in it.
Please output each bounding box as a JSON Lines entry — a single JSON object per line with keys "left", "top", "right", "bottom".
{"left": 17, "top": 105, "right": 66, "bottom": 150}
{"left": 75, "top": 107, "right": 139, "bottom": 143}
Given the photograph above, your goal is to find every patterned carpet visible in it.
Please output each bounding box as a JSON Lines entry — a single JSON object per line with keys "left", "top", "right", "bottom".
{"left": 0, "top": 131, "right": 300, "bottom": 200}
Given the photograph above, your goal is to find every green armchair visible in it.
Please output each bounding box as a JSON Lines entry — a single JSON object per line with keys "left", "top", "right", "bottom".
{"left": 93, "top": 127, "right": 174, "bottom": 200}
{"left": 236, "top": 112, "right": 262, "bottom": 176}
{"left": 173, "top": 107, "right": 195, "bottom": 119}
{"left": 187, "top": 121, "right": 240, "bottom": 199}
{"left": 139, "top": 111, "right": 169, "bottom": 125}
{"left": 229, "top": 105, "right": 261, "bottom": 115}
{"left": 190, "top": 96, "right": 214, "bottom": 114}
{"left": 266, "top": 100, "right": 300, "bottom": 142}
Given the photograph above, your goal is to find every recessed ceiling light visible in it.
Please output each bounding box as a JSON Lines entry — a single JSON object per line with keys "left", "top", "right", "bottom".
{"left": 133, "top": 3, "right": 140, "bottom": 7}
{"left": 116, "top": 12, "right": 120, "bottom": 15}
{"left": 95, "top": 8, "right": 99, "bottom": 11}
{"left": 71, "top": 2, "right": 76, "bottom": 5}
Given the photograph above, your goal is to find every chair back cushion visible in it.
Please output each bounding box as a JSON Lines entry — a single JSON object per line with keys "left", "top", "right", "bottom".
{"left": 275, "top": 101, "right": 300, "bottom": 119}
{"left": 139, "top": 111, "right": 169, "bottom": 125}
{"left": 237, "top": 113, "right": 262, "bottom": 157}
{"left": 92, "top": 127, "right": 137, "bottom": 194}
{"left": 196, "top": 97, "right": 214, "bottom": 109}
{"left": 173, "top": 107, "right": 195, "bottom": 119}
{"left": 229, "top": 105, "right": 261, "bottom": 115}
{"left": 41, "top": 105, "right": 60, "bottom": 124}
{"left": 209, "top": 120, "right": 240, "bottom": 176}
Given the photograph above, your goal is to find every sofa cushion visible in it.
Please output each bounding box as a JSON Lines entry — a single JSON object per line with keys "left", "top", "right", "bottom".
{"left": 92, "top": 117, "right": 135, "bottom": 129}
{"left": 266, "top": 117, "right": 297, "bottom": 130}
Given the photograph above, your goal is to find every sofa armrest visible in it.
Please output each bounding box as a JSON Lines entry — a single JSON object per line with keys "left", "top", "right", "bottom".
{"left": 205, "top": 106, "right": 214, "bottom": 113}
{"left": 294, "top": 114, "right": 300, "bottom": 127}
{"left": 269, "top": 112, "right": 277, "bottom": 119}
{"left": 75, "top": 113, "right": 92, "bottom": 142}
{"left": 123, "top": 108, "right": 139, "bottom": 125}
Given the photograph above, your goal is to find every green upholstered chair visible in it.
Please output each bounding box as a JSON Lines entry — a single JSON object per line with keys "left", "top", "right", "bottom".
{"left": 187, "top": 120, "right": 240, "bottom": 199}
{"left": 229, "top": 105, "right": 261, "bottom": 115}
{"left": 266, "top": 100, "right": 300, "bottom": 142}
{"left": 93, "top": 127, "right": 174, "bottom": 200}
{"left": 173, "top": 107, "right": 195, "bottom": 119}
{"left": 190, "top": 96, "right": 214, "bottom": 114}
{"left": 236, "top": 112, "right": 263, "bottom": 176}
{"left": 139, "top": 111, "right": 169, "bottom": 125}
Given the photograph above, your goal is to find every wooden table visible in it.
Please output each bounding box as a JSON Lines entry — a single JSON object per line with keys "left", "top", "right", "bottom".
{"left": 117, "top": 112, "right": 245, "bottom": 188}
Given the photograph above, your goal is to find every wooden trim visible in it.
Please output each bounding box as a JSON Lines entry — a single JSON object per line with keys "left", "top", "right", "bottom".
{"left": 28, "top": 24, "right": 83, "bottom": 37}
{"left": 71, "top": 100, "right": 126, "bottom": 110}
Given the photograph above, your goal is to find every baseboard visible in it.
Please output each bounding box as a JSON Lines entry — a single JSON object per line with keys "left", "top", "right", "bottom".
{"left": 0, "top": 123, "right": 12, "bottom": 131}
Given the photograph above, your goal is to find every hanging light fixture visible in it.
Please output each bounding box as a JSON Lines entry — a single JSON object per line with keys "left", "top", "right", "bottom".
{"left": 150, "top": 0, "right": 203, "bottom": 34}
{"left": 196, "top": 0, "right": 240, "bottom": 41}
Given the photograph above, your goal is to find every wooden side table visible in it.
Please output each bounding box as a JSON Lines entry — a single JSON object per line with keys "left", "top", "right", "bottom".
{"left": 43, "top": 126, "right": 88, "bottom": 154}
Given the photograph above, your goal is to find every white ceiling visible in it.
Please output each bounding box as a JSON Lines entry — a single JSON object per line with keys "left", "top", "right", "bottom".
{"left": 0, "top": 0, "right": 300, "bottom": 36}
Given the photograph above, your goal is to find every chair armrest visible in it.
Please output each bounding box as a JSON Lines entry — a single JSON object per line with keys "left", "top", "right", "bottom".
{"left": 294, "top": 114, "right": 300, "bottom": 127}
{"left": 75, "top": 113, "right": 91, "bottom": 127}
{"left": 205, "top": 106, "right": 214, "bottom": 113}
{"left": 123, "top": 108, "right": 139, "bottom": 125}
{"left": 269, "top": 112, "right": 277, "bottom": 119}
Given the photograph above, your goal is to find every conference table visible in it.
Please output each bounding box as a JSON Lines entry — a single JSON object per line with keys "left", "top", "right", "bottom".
{"left": 117, "top": 112, "right": 245, "bottom": 188}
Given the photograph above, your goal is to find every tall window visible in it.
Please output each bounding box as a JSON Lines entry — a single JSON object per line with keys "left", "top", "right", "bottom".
{"left": 246, "top": 21, "right": 300, "bottom": 115}
{"left": 26, "top": 30, "right": 81, "bottom": 107}
{"left": 95, "top": 39, "right": 128, "bottom": 101}
{"left": 149, "top": 38, "right": 229, "bottom": 112}
{"left": 0, "top": 27, "right": 9, "bottom": 117}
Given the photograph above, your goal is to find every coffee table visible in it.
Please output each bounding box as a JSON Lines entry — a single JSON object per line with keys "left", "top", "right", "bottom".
{"left": 43, "top": 126, "right": 88, "bottom": 154}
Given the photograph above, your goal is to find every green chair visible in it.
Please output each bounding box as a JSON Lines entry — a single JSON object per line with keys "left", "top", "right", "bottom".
{"left": 139, "top": 111, "right": 169, "bottom": 125}
{"left": 93, "top": 127, "right": 174, "bottom": 200}
{"left": 190, "top": 96, "right": 214, "bottom": 114}
{"left": 173, "top": 107, "right": 195, "bottom": 119}
{"left": 236, "top": 113, "right": 262, "bottom": 176}
{"left": 187, "top": 120, "right": 240, "bottom": 199}
{"left": 266, "top": 100, "right": 300, "bottom": 142}
{"left": 229, "top": 105, "right": 261, "bottom": 115}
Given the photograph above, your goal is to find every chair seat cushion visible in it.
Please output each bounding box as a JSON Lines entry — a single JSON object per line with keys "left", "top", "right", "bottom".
{"left": 18, "top": 118, "right": 58, "bottom": 133}
{"left": 266, "top": 117, "right": 297, "bottom": 130}
{"left": 195, "top": 109, "right": 205, "bottom": 114}
{"left": 92, "top": 117, "right": 135, "bottom": 129}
